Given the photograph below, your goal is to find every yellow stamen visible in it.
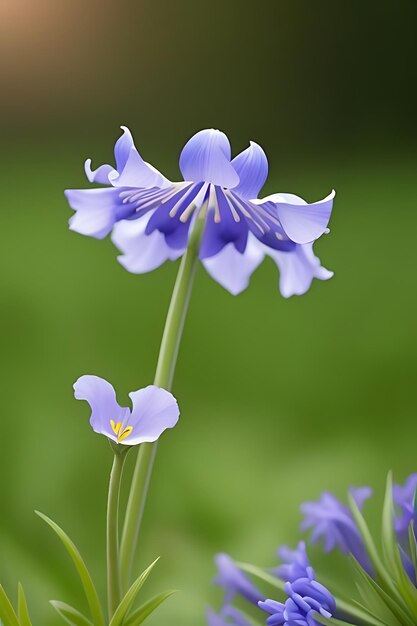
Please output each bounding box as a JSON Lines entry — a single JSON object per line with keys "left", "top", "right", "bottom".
{"left": 117, "top": 426, "right": 133, "bottom": 442}
{"left": 110, "top": 420, "right": 122, "bottom": 435}
{"left": 110, "top": 420, "right": 133, "bottom": 443}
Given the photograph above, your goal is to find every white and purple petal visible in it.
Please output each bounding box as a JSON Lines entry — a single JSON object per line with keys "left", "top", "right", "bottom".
{"left": 65, "top": 188, "right": 133, "bottom": 239}
{"left": 83, "top": 126, "right": 135, "bottom": 185}
{"left": 84, "top": 160, "right": 115, "bottom": 184}
{"left": 231, "top": 141, "right": 268, "bottom": 200}
{"left": 202, "top": 236, "right": 264, "bottom": 295}
{"left": 112, "top": 213, "right": 184, "bottom": 274}
{"left": 109, "top": 147, "right": 169, "bottom": 189}
{"left": 264, "top": 190, "right": 335, "bottom": 245}
{"left": 179, "top": 129, "right": 240, "bottom": 188}
{"left": 266, "top": 242, "right": 333, "bottom": 298}
{"left": 73, "top": 375, "right": 128, "bottom": 442}
{"left": 127, "top": 385, "right": 179, "bottom": 444}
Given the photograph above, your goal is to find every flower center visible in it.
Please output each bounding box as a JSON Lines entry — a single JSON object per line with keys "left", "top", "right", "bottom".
{"left": 110, "top": 420, "right": 133, "bottom": 443}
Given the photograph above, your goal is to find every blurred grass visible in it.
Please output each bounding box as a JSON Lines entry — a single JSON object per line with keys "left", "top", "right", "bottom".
{"left": 1, "top": 142, "right": 417, "bottom": 625}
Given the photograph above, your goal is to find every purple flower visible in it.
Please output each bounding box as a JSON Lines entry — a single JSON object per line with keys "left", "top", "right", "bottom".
{"left": 393, "top": 473, "right": 417, "bottom": 540}
{"left": 273, "top": 541, "right": 311, "bottom": 583}
{"left": 65, "top": 127, "right": 335, "bottom": 297}
{"left": 73, "top": 375, "right": 179, "bottom": 445}
{"left": 214, "top": 553, "right": 264, "bottom": 606}
{"left": 300, "top": 487, "right": 373, "bottom": 575}
{"left": 259, "top": 568, "right": 336, "bottom": 626}
{"left": 206, "top": 606, "right": 252, "bottom": 626}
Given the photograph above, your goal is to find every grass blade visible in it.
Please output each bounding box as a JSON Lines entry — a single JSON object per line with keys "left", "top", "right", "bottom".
{"left": 17, "top": 584, "right": 32, "bottom": 626}
{"left": 0, "top": 585, "right": 19, "bottom": 626}
{"left": 381, "top": 474, "right": 417, "bottom": 619}
{"left": 408, "top": 523, "right": 417, "bottom": 582}
{"left": 109, "top": 558, "right": 159, "bottom": 626}
{"left": 123, "top": 590, "right": 175, "bottom": 626}
{"left": 50, "top": 601, "right": 93, "bottom": 626}
{"left": 36, "top": 511, "right": 105, "bottom": 626}
{"left": 235, "top": 562, "right": 285, "bottom": 592}
{"left": 351, "top": 556, "right": 411, "bottom": 626}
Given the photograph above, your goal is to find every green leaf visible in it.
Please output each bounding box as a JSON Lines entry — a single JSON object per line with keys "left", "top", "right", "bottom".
{"left": 335, "top": 595, "right": 389, "bottom": 626}
{"left": 50, "top": 601, "right": 93, "bottom": 626}
{"left": 381, "top": 474, "right": 417, "bottom": 619}
{"left": 123, "top": 590, "right": 176, "bottom": 626}
{"left": 109, "top": 558, "right": 159, "bottom": 626}
{"left": 0, "top": 585, "right": 19, "bottom": 626}
{"left": 351, "top": 556, "right": 411, "bottom": 626}
{"left": 235, "top": 561, "right": 285, "bottom": 592}
{"left": 348, "top": 492, "right": 404, "bottom": 605}
{"left": 408, "top": 522, "right": 417, "bottom": 582}
{"left": 36, "top": 511, "right": 105, "bottom": 626}
{"left": 17, "top": 584, "right": 32, "bottom": 626}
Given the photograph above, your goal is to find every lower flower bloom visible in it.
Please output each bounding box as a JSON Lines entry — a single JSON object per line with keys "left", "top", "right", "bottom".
{"left": 208, "top": 473, "right": 417, "bottom": 626}
{"left": 259, "top": 568, "right": 336, "bottom": 626}
{"left": 214, "top": 553, "right": 264, "bottom": 605}
{"left": 73, "top": 375, "right": 179, "bottom": 445}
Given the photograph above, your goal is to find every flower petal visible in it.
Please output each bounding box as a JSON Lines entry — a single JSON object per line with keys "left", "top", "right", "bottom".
{"left": 206, "top": 608, "right": 227, "bottom": 626}
{"left": 111, "top": 213, "right": 183, "bottom": 274}
{"left": 108, "top": 126, "right": 170, "bottom": 189}
{"left": 350, "top": 486, "right": 372, "bottom": 510}
{"left": 266, "top": 190, "right": 335, "bottom": 244}
{"left": 127, "top": 385, "right": 179, "bottom": 444}
{"left": 83, "top": 126, "right": 134, "bottom": 184}
{"left": 266, "top": 243, "right": 333, "bottom": 298}
{"left": 179, "top": 129, "right": 240, "bottom": 188}
{"left": 199, "top": 187, "right": 249, "bottom": 258}
{"left": 202, "top": 236, "right": 264, "bottom": 295}
{"left": 84, "top": 160, "right": 115, "bottom": 184}
{"left": 109, "top": 149, "right": 169, "bottom": 189}
{"left": 214, "top": 553, "right": 263, "bottom": 605}
{"left": 73, "top": 375, "right": 128, "bottom": 442}
{"left": 65, "top": 188, "right": 132, "bottom": 239}
{"left": 231, "top": 141, "right": 268, "bottom": 199}
{"left": 114, "top": 126, "right": 135, "bottom": 172}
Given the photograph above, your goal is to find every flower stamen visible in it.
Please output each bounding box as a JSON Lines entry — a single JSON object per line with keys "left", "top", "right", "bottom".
{"left": 110, "top": 419, "right": 133, "bottom": 443}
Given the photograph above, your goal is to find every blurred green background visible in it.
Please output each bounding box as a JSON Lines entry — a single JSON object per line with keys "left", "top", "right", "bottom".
{"left": 1, "top": 0, "right": 417, "bottom": 624}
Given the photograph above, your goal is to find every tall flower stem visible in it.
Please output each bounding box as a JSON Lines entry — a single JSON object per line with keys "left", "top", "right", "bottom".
{"left": 119, "top": 220, "right": 202, "bottom": 590}
{"left": 107, "top": 450, "right": 126, "bottom": 618}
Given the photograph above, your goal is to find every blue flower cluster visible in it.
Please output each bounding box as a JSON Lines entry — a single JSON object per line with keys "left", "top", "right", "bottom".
{"left": 208, "top": 473, "right": 417, "bottom": 625}
{"left": 207, "top": 547, "right": 335, "bottom": 626}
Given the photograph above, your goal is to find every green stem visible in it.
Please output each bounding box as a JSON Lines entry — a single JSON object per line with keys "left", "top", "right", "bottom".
{"left": 119, "top": 222, "right": 202, "bottom": 590}
{"left": 107, "top": 451, "right": 126, "bottom": 619}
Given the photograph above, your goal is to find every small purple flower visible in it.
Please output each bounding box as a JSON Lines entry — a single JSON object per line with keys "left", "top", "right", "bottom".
{"left": 65, "top": 127, "right": 335, "bottom": 297}
{"left": 259, "top": 568, "right": 336, "bottom": 626}
{"left": 273, "top": 541, "right": 311, "bottom": 582}
{"left": 214, "top": 553, "right": 264, "bottom": 606}
{"left": 206, "top": 606, "right": 252, "bottom": 626}
{"left": 393, "top": 473, "right": 417, "bottom": 540}
{"left": 73, "top": 375, "right": 179, "bottom": 445}
{"left": 300, "top": 487, "right": 373, "bottom": 575}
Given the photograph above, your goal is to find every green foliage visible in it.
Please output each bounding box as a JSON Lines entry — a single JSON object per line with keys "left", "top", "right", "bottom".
{"left": 0, "top": 585, "right": 19, "bottom": 626}
{"left": 122, "top": 590, "right": 176, "bottom": 626}
{"left": 322, "top": 473, "right": 417, "bottom": 626}
{"left": 17, "top": 585, "right": 32, "bottom": 626}
{"left": 234, "top": 474, "right": 417, "bottom": 626}
{"left": 50, "top": 601, "right": 93, "bottom": 626}
{"left": 0, "top": 584, "right": 33, "bottom": 626}
{"left": 36, "top": 511, "right": 105, "bottom": 626}
{"left": 109, "top": 559, "right": 159, "bottom": 626}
